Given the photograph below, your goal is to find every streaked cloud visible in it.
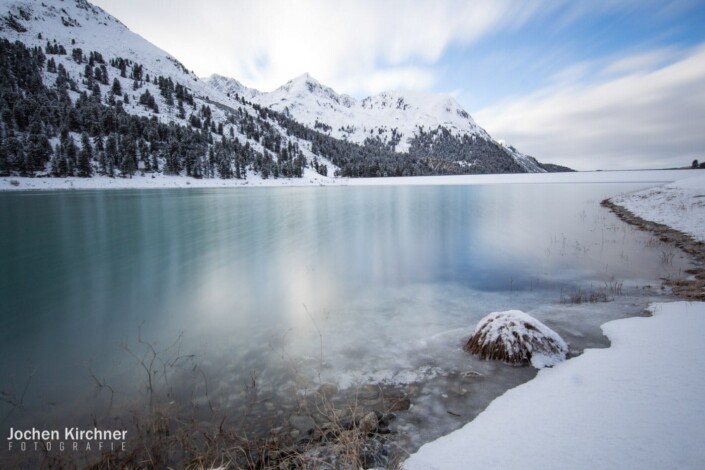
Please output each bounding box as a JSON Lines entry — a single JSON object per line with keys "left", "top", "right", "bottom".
{"left": 600, "top": 48, "right": 680, "bottom": 77}
{"left": 93, "top": 0, "right": 549, "bottom": 95}
{"left": 475, "top": 45, "right": 705, "bottom": 170}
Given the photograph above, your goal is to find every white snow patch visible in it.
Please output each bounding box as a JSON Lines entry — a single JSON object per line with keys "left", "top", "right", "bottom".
{"left": 612, "top": 172, "right": 705, "bottom": 242}
{"left": 405, "top": 301, "right": 705, "bottom": 469}
{"left": 1, "top": 169, "right": 697, "bottom": 192}
{"left": 0, "top": 170, "right": 336, "bottom": 191}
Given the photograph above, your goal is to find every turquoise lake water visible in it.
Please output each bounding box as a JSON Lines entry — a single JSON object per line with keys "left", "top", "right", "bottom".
{"left": 0, "top": 181, "right": 689, "bottom": 448}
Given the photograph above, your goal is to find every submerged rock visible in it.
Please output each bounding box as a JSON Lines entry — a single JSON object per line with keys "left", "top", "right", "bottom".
{"left": 383, "top": 395, "right": 411, "bottom": 412}
{"left": 464, "top": 310, "right": 568, "bottom": 368}
{"left": 318, "top": 383, "right": 338, "bottom": 399}
{"left": 359, "top": 411, "right": 379, "bottom": 434}
{"left": 289, "top": 415, "right": 316, "bottom": 435}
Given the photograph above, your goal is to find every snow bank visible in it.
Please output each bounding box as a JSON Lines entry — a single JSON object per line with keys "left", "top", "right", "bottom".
{"left": 1, "top": 169, "right": 696, "bottom": 192}
{"left": 464, "top": 310, "right": 568, "bottom": 368}
{"left": 0, "top": 170, "right": 336, "bottom": 191}
{"left": 612, "top": 172, "right": 705, "bottom": 242}
{"left": 405, "top": 301, "right": 705, "bottom": 470}
{"left": 344, "top": 169, "right": 695, "bottom": 187}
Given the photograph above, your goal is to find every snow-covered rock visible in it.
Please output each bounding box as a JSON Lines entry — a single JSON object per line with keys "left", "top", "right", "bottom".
{"left": 464, "top": 310, "right": 568, "bottom": 368}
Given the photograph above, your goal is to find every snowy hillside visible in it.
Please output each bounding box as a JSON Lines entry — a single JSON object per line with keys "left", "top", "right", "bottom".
{"left": 207, "top": 73, "right": 259, "bottom": 102}
{"left": 0, "top": 0, "right": 566, "bottom": 181}
{"left": 1, "top": 0, "right": 211, "bottom": 113}
{"left": 0, "top": 0, "right": 337, "bottom": 181}
{"left": 206, "top": 73, "right": 552, "bottom": 173}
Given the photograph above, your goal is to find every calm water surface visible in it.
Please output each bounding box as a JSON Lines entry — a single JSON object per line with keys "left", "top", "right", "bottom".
{"left": 0, "top": 182, "right": 689, "bottom": 449}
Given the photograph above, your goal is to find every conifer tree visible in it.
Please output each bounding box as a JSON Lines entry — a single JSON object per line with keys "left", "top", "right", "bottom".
{"left": 26, "top": 118, "right": 51, "bottom": 175}
{"left": 0, "top": 132, "right": 7, "bottom": 176}
{"left": 105, "top": 134, "right": 118, "bottom": 177}
{"left": 65, "top": 136, "right": 78, "bottom": 175}
{"left": 111, "top": 77, "right": 122, "bottom": 96}
{"left": 120, "top": 138, "right": 137, "bottom": 177}
{"left": 78, "top": 132, "right": 93, "bottom": 177}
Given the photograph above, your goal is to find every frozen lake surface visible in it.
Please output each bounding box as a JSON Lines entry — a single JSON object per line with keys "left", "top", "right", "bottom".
{"left": 0, "top": 171, "right": 692, "bottom": 452}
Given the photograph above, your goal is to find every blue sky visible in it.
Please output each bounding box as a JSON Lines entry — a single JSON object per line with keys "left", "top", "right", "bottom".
{"left": 451, "top": 1, "right": 705, "bottom": 109}
{"left": 92, "top": 0, "right": 705, "bottom": 170}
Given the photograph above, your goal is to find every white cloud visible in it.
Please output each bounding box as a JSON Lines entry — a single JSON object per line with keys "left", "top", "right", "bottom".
{"left": 550, "top": 62, "right": 593, "bottom": 84}
{"left": 475, "top": 45, "right": 705, "bottom": 170}
{"left": 336, "top": 66, "right": 438, "bottom": 97}
{"left": 601, "top": 48, "right": 680, "bottom": 77}
{"left": 92, "top": 0, "right": 549, "bottom": 95}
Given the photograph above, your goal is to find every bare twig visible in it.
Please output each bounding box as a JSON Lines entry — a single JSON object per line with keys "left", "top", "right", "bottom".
{"left": 302, "top": 303, "right": 324, "bottom": 384}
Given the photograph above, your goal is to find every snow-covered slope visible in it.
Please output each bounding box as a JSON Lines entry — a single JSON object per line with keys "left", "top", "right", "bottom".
{"left": 0, "top": 0, "right": 231, "bottom": 130}
{"left": 207, "top": 73, "right": 259, "bottom": 102}
{"left": 207, "top": 72, "right": 547, "bottom": 172}
{"left": 1, "top": 0, "right": 210, "bottom": 102}
{"left": 0, "top": 0, "right": 339, "bottom": 180}
{"left": 0, "top": 0, "right": 293, "bottom": 130}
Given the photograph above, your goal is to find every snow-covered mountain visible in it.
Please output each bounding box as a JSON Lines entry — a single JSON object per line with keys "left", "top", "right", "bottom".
{"left": 1, "top": 0, "right": 214, "bottom": 107}
{"left": 0, "top": 0, "right": 567, "bottom": 181}
{"left": 207, "top": 73, "right": 549, "bottom": 173}
{"left": 0, "top": 0, "right": 338, "bottom": 181}
{"left": 0, "top": 0, "right": 276, "bottom": 129}
{"left": 207, "top": 73, "right": 259, "bottom": 102}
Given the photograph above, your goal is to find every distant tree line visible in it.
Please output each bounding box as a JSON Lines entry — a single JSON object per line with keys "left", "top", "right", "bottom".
{"left": 408, "top": 127, "right": 525, "bottom": 174}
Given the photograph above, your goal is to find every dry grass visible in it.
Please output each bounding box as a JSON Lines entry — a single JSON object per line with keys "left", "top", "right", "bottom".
{"left": 659, "top": 248, "right": 676, "bottom": 266}
{"left": 560, "top": 286, "right": 610, "bottom": 304}
{"left": 1, "top": 380, "right": 406, "bottom": 469}
{"left": 604, "top": 278, "right": 624, "bottom": 296}
{"left": 78, "top": 384, "right": 406, "bottom": 469}
{"left": 4, "top": 311, "right": 410, "bottom": 469}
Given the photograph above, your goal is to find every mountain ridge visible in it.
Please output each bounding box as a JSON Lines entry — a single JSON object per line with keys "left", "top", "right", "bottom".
{"left": 0, "top": 0, "right": 570, "bottom": 182}
{"left": 206, "top": 72, "right": 555, "bottom": 173}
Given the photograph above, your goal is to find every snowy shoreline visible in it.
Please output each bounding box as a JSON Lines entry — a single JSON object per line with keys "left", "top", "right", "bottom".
{"left": 405, "top": 301, "right": 705, "bottom": 470}
{"left": 610, "top": 172, "right": 705, "bottom": 243}
{"left": 405, "top": 173, "right": 705, "bottom": 469}
{"left": 0, "top": 168, "right": 698, "bottom": 192}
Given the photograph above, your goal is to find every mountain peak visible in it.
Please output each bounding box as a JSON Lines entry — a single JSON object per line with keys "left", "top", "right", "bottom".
{"left": 279, "top": 72, "right": 324, "bottom": 93}
{"left": 207, "top": 73, "right": 246, "bottom": 90}
{"left": 292, "top": 72, "right": 317, "bottom": 83}
{"left": 264, "top": 73, "right": 357, "bottom": 110}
